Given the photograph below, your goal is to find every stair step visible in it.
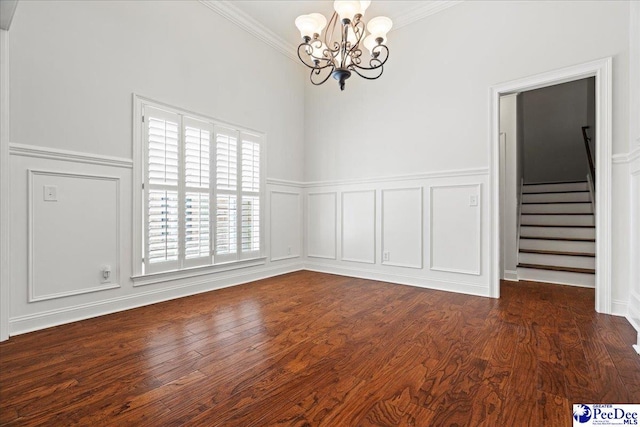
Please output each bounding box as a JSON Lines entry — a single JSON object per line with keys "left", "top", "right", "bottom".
{"left": 522, "top": 203, "right": 592, "bottom": 214}
{"left": 517, "top": 265, "right": 595, "bottom": 288}
{"left": 519, "top": 238, "right": 595, "bottom": 253}
{"left": 522, "top": 192, "right": 590, "bottom": 203}
{"left": 523, "top": 181, "right": 588, "bottom": 193}
{"left": 520, "top": 236, "right": 596, "bottom": 242}
{"left": 520, "top": 224, "right": 595, "bottom": 228}
{"left": 519, "top": 249, "right": 595, "bottom": 257}
{"left": 518, "top": 252, "right": 595, "bottom": 270}
{"left": 523, "top": 212, "right": 593, "bottom": 215}
{"left": 523, "top": 190, "right": 590, "bottom": 195}
{"left": 517, "top": 263, "right": 595, "bottom": 274}
{"left": 520, "top": 214, "right": 594, "bottom": 226}
{"left": 520, "top": 226, "right": 595, "bottom": 240}
{"left": 522, "top": 201, "right": 590, "bottom": 205}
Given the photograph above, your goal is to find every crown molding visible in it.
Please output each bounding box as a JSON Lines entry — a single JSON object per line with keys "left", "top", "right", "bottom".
{"left": 200, "top": 1, "right": 463, "bottom": 67}
{"left": 392, "top": 1, "right": 464, "bottom": 31}
{"left": 199, "top": 0, "right": 299, "bottom": 64}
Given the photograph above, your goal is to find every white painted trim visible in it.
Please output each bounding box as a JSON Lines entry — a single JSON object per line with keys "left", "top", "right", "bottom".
{"left": 0, "top": 0, "right": 18, "bottom": 31}
{"left": 269, "top": 190, "right": 302, "bottom": 262}
{"left": 304, "top": 262, "right": 490, "bottom": 298}
{"left": 630, "top": 1, "right": 640, "bottom": 148}
{"left": 306, "top": 192, "right": 338, "bottom": 260}
{"left": 381, "top": 187, "right": 423, "bottom": 269}
{"left": 392, "top": 1, "right": 463, "bottom": 31}
{"left": 611, "top": 299, "right": 628, "bottom": 317}
{"left": 27, "top": 170, "right": 122, "bottom": 302}
{"left": 340, "top": 190, "right": 376, "bottom": 264}
{"left": 490, "top": 58, "right": 613, "bottom": 313}
{"left": 266, "top": 178, "right": 306, "bottom": 188}
{"left": 429, "top": 183, "right": 482, "bottom": 276}
{"left": 0, "top": 29, "right": 9, "bottom": 341}
{"left": 612, "top": 147, "right": 640, "bottom": 164}
{"left": 504, "top": 270, "right": 518, "bottom": 281}
{"left": 9, "top": 143, "right": 133, "bottom": 169}
{"left": 9, "top": 262, "right": 305, "bottom": 336}
{"left": 305, "top": 167, "right": 489, "bottom": 188}
{"left": 198, "top": 0, "right": 298, "bottom": 63}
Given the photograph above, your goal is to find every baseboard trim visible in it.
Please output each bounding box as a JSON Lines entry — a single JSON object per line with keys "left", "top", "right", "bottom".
{"left": 9, "top": 262, "right": 304, "bottom": 336}
{"left": 504, "top": 270, "right": 519, "bottom": 281}
{"left": 304, "top": 262, "right": 491, "bottom": 298}
{"left": 611, "top": 299, "right": 627, "bottom": 317}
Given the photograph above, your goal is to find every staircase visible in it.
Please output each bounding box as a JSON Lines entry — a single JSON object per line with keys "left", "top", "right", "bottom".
{"left": 517, "top": 181, "right": 595, "bottom": 287}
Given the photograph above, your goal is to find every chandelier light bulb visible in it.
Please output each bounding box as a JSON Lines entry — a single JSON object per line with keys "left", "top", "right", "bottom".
{"left": 366, "top": 16, "right": 393, "bottom": 38}
{"left": 334, "top": 1, "right": 360, "bottom": 21}
{"left": 295, "top": 13, "right": 326, "bottom": 39}
{"left": 363, "top": 34, "right": 385, "bottom": 54}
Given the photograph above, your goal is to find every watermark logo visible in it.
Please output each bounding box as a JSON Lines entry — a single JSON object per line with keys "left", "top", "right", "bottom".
{"left": 574, "top": 404, "right": 593, "bottom": 423}
{"left": 572, "top": 404, "right": 640, "bottom": 426}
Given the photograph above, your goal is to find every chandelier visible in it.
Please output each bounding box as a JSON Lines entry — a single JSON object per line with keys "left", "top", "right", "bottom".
{"left": 295, "top": 1, "right": 392, "bottom": 91}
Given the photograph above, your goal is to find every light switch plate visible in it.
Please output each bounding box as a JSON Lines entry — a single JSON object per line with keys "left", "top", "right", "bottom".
{"left": 44, "top": 185, "right": 58, "bottom": 201}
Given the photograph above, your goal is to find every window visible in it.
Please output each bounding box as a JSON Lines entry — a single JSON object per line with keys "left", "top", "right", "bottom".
{"left": 135, "top": 99, "right": 264, "bottom": 276}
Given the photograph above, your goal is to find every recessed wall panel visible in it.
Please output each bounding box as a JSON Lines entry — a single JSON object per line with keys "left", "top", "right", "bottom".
{"left": 29, "top": 170, "right": 120, "bottom": 301}
{"left": 307, "top": 192, "right": 336, "bottom": 259}
{"left": 430, "top": 184, "right": 481, "bottom": 275}
{"left": 270, "top": 191, "right": 301, "bottom": 261}
{"left": 381, "top": 188, "right": 422, "bottom": 268}
{"left": 341, "top": 190, "right": 375, "bottom": 264}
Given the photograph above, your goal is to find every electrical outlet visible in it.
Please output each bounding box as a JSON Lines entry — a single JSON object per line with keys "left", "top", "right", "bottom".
{"left": 101, "top": 265, "right": 112, "bottom": 283}
{"left": 469, "top": 195, "right": 478, "bottom": 207}
{"left": 383, "top": 251, "right": 390, "bottom": 262}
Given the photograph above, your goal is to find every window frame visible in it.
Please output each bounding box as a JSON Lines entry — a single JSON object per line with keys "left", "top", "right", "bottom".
{"left": 132, "top": 95, "right": 266, "bottom": 283}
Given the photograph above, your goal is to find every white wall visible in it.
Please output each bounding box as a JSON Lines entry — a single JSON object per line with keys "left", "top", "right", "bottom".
{"left": 303, "top": 1, "right": 631, "bottom": 304}
{"left": 521, "top": 78, "right": 594, "bottom": 183}
{"left": 6, "top": 0, "right": 306, "bottom": 335}
{"left": 500, "top": 94, "right": 519, "bottom": 280}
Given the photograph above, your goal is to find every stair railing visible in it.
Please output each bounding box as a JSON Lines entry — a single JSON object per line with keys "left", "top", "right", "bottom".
{"left": 581, "top": 126, "right": 596, "bottom": 185}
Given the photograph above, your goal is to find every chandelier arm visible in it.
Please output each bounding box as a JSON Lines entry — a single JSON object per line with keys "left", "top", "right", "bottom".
{"left": 325, "top": 12, "right": 339, "bottom": 50}
{"left": 309, "top": 66, "right": 335, "bottom": 86}
{"left": 349, "top": 64, "right": 384, "bottom": 80}
{"left": 297, "top": 43, "right": 334, "bottom": 70}
{"left": 347, "top": 20, "right": 366, "bottom": 56}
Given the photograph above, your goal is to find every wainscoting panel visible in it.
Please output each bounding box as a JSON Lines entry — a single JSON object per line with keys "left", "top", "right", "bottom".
{"left": 341, "top": 190, "right": 375, "bottom": 264}
{"left": 430, "top": 184, "right": 481, "bottom": 275}
{"left": 381, "top": 188, "right": 422, "bottom": 269}
{"left": 270, "top": 191, "right": 301, "bottom": 261}
{"left": 28, "top": 170, "right": 120, "bottom": 301}
{"left": 307, "top": 192, "right": 337, "bottom": 259}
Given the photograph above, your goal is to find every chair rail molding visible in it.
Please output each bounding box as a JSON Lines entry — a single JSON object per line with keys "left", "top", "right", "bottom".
{"left": 490, "top": 57, "right": 613, "bottom": 314}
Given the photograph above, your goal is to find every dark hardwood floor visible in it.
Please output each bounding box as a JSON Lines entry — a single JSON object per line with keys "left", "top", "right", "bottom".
{"left": 1, "top": 271, "right": 638, "bottom": 426}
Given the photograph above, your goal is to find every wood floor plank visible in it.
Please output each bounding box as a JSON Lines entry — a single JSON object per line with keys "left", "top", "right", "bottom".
{"left": 1, "top": 272, "right": 639, "bottom": 426}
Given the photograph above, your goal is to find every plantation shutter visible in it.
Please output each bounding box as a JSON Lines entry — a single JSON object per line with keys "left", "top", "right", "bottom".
{"left": 240, "top": 133, "right": 261, "bottom": 258}
{"left": 214, "top": 126, "right": 239, "bottom": 263}
{"left": 144, "top": 106, "right": 181, "bottom": 273}
{"left": 183, "top": 117, "right": 213, "bottom": 267}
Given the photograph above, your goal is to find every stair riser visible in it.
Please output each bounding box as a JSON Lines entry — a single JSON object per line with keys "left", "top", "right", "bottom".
{"left": 520, "top": 226, "right": 595, "bottom": 240}
{"left": 518, "top": 253, "right": 595, "bottom": 269}
{"left": 523, "top": 182, "right": 588, "bottom": 193}
{"left": 521, "top": 203, "right": 593, "bottom": 214}
{"left": 523, "top": 192, "right": 591, "bottom": 203}
{"left": 517, "top": 267, "right": 595, "bottom": 288}
{"left": 519, "top": 239, "right": 596, "bottom": 253}
{"left": 521, "top": 214, "right": 594, "bottom": 226}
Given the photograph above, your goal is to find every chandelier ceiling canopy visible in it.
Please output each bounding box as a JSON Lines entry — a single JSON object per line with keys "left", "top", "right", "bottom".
{"left": 295, "top": 1, "right": 392, "bottom": 91}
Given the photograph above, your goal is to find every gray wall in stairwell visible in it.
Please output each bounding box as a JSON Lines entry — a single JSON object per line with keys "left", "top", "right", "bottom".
{"left": 522, "top": 77, "right": 595, "bottom": 184}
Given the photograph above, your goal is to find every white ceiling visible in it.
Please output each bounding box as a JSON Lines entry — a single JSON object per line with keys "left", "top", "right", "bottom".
{"left": 201, "top": 1, "right": 462, "bottom": 61}
{"left": 231, "top": 1, "right": 437, "bottom": 44}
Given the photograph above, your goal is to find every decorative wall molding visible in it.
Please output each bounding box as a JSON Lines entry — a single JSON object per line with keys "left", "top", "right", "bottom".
{"left": 305, "top": 167, "right": 489, "bottom": 188}
{"left": 341, "top": 190, "right": 376, "bottom": 264}
{"left": 381, "top": 187, "right": 423, "bottom": 269}
{"left": 612, "top": 147, "right": 640, "bottom": 164}
{"left": 307, "top": 192, "right": 337, "bottom": 259}
{"left": 392, "top": 1, "right": 463, "bottom": 31}
{"left": 10, "top": 143, "right": 133, "bottom": 169}
{"left": 266, "top": 178, "right": 306, "bottom": 188}
{"left": 10, "top": 261, "right": 304, "bottom": 336}
{"left": 269, "top": 190, "right": 302, "bottom": 262}
{"left": 430, "top": 183, "right": 482, "bottom": 276}
{"left": 199, "top": 0, "right": 298, "bottom": 63}
{"left": 27, "top": 170, "right": 121, "bottom": 302}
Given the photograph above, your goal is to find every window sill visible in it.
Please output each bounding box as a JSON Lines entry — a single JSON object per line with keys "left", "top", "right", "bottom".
{"left": 131, "top": 257, "right": 267, "bottom": 287}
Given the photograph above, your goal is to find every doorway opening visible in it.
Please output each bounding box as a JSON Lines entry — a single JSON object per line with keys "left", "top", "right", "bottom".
{"left": 490, "top": 58, "right": 613, "bottom": 314}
